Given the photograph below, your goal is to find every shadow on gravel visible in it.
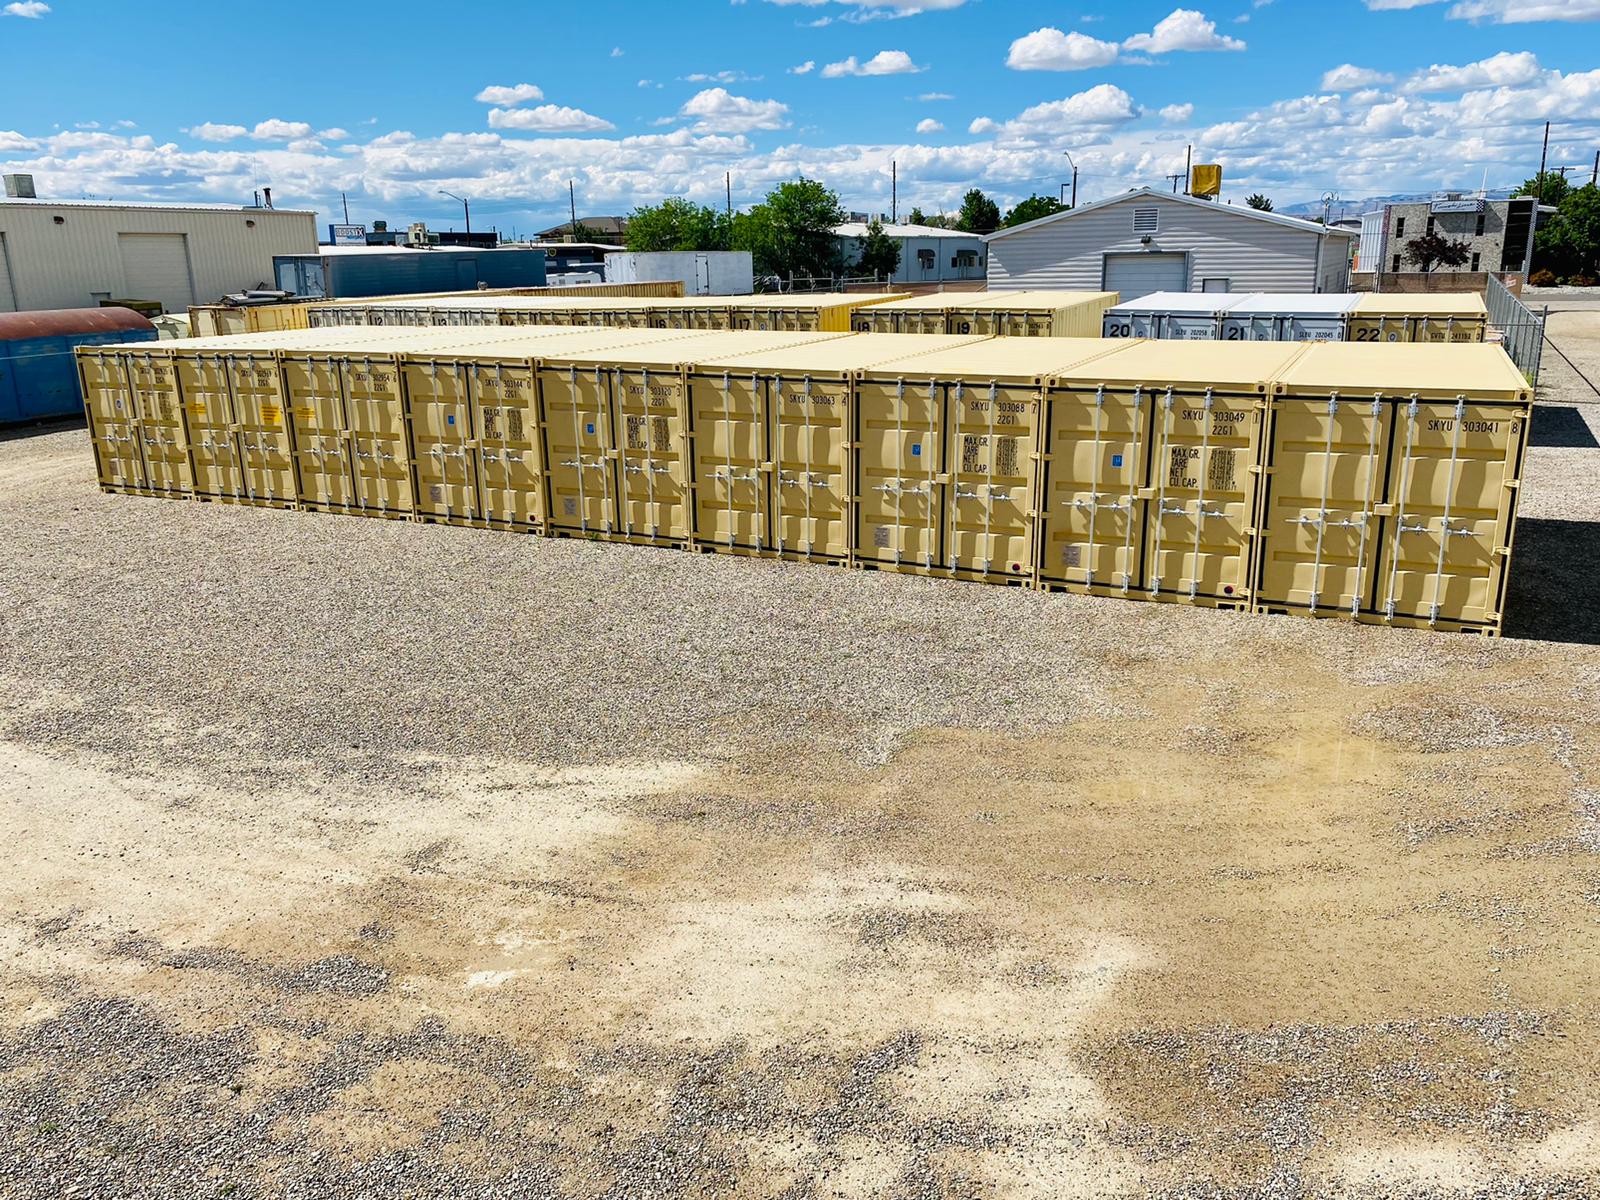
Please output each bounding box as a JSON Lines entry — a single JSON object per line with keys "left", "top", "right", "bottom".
{"left": 0, "top": 415, "right": 85, "bottom": 443}
{"left": 1504, "top": 518, "right": 1600, "bottom": 645}
{"left": 1530, "top": 405, "right": 1600, "bottom": 449}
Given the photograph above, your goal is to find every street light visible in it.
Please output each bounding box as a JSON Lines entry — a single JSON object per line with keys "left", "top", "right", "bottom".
{"left": 1061, "top": 152, "right": 1078, "bottom": 210}
{"left": 438, "top": 189, "right": 470, "bottom": 236}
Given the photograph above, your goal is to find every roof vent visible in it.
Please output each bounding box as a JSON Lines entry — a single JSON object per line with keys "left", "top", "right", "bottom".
{"left": 4, "top": 173, "right": 37, "bottom": 199}
{"left": 1133, "top": 206, "right": 1159, "bottom": 234}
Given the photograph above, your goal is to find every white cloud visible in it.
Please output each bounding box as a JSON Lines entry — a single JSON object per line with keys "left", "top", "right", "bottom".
{"left": 918, "top": 91, "right": 953, "bottom": 100}
{"left": 1123, "top": 8, "right": 1246, "bottom": 52}
{"left": 765, "top": 0, "right": 965, "bottom": 16}
{"left": 971, "top": 83, "right": 1140, "bottom": 139}
{"left": 1365, "top": 0, "right": 1599, "bottom": 16}
{"left": 474, "top": 83, "right": 544, "bottom": 106}
{"left": 1159, "top": 102, "right": 1195, "bottom": 122}
{"left": 487, "top": 105, "right": 616, "bottom": 132}
{"left": 0, "top": 131, "right": 40, "bottom": 152}
{"left": 186, "top": 122, "right": 248, "bottom": 142}
{"left": 2, "top": 2, "right": 49, "bottom": 16}
{"left": 820, "top": 49, "right": 925, "bottom": 76}
{"left": 1403, "top": 51, "right": 1542, "bottom": 92}
{"left": 678, "top": 87, "right": 790, "bottom": 132}
{"left": 789, "top": 60, "right": 816, "bottom": 74}
{"left": 610, "top": 46, "right": 625, "bottom": 56}
{"left": 685, "top": 70, "right": 764, "bottom": 83}
{"left": 1006, "top": 27, "right": 1121, "bottom": 71}
{"left": 316, "top": 127, "right": 350, "bottom": 141}
{"left": 915, "top": 117, "right": 944, "bottom": 133}
{"left": 251, "top": 119, "right": 314, "bottom": 141}
{"left": 1321, "top": 64, "right": 1396, "bottom": 91}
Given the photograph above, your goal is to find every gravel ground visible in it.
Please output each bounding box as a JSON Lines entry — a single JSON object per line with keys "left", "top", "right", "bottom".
{"left": 2, "top": 314, "right": 1600, "bottom": 1198}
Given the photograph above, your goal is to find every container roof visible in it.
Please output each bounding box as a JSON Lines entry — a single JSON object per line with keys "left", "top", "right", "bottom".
{"left": 1352, "top": 293, "right": 1488, "bottom": 317}
{"left": 1224, "top": 293, "right": 1361, "bottom": 316}
{"left": 1273, "top": 343, "right": 1528, "bottom": 399}
{"left": 1109, "top": 291, "right": 1253, "bottom": 314}
{"left": 692, "top": 333, "right": 991, "bottom": 374}
{"left": 959, "top": 290, "right": 1120, "bottom": 310}
{"left": 538, "top": 330, "right": 851, "bottom": 368}
{"left": 857, "top": 337, "right": 1130, "bottom": 382}
{"left": 1069, "top": 340, "right": 1310, "bottom": 389}
{"left": 0, "top": 307, "right": 154, "bottom": 340}
{"left": 729, "top": 293, "right": 908, "bottom": 309}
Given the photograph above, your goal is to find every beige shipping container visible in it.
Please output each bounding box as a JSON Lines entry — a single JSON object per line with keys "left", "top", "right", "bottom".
{"left": 854, "top": 338, "right": 1130, "bottom": 584}
{"left": 1348, "top": 293, "right": 1487, "bottom": 344}
{"left": 687, "top": 334, "right": 987, "bottom": 562}
{"left": 77, "top": 350, "right": 152, "bottom": 495}
{"left": 951, "top": 291, "right": 1121, "bottom": 338}
{"left": 1257, "top": 343, "right": 1530, "bottom": 634}
{"left": 537, "top": 331, "right": 846, "bottom": 545}
{"left": 847, "top": 296, "right": 976, "bottom": 335}
{"left": 1038, "top": 341, "right": 1309, "bottom": 607}
{"left": 76, "top": 346, "right": 194, "bottom": 497}
{"left": 173, "top": 351, "right": 297, "bottom": 507}
{"left": 727, "top": 293, "right": 907, "bottom": 333}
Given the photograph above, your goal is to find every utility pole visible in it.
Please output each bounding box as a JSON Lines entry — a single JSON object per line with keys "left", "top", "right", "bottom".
{"left": 725, "top": 172, "right": 732, "bottom": 218}
{"left": 341, "top": 192, "right": 350, "bottom": 223}
{"left": 891, "top": 160, "right": 897, "bottom": 222}
{"left": 438, "top": 189, "right": 469, "bottom": 235}
{"left": 1062, "top": 151, "right": 1078, "bottom": 209}
{"left": 568, "top": 180, "right": 577, "bottom": 237}
{"left": 1166, "top": 172, "right": 1185, "bottom": 193}
{"left": 1592, "top": 149, "right": 1599, "bottom": 186}
{"left": 1184, "top": 145, "right": 1193, "bottom": 195}
{"left": 1536, "top": 122, "right": 1550, "bottom": 202}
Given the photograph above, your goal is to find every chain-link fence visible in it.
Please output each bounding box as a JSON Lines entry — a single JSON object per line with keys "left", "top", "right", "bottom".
{"left": 1486, "top": 275, "right": 1545, "bottom": 384}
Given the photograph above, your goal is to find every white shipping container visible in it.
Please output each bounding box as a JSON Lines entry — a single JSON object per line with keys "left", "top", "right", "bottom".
{"left": 1218, "top": 293, "right": 1360, "bottom": 343}
{"left": 605, "top": 251, "right": 753, "bottom": 296}
{"left": 1102, "top": 292, "right": 1249, "bottom": 340}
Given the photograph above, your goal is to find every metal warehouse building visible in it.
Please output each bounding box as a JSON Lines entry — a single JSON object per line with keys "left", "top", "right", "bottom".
{"left": 985, "top": 188, "right": 1356, "bottom": 297}
{"left": 835, "top": 221, "right": 988, "bottom": 286}
{"left": 0, "top": 183, "right": 316, "bottom": 314}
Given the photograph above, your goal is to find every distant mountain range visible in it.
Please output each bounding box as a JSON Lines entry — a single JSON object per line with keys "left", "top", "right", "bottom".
{"left": 1275, "top": 191, "right": 1519, "bottom": 220}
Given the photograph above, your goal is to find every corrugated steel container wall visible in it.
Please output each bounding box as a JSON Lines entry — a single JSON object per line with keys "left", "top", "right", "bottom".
{"left": 187, "top": 306, "right": 248, "bottom": 337}
{"left": 2, "top": 309, "right": 157, "bottom": 423}
{"left": 687, "top": 335, "right": 987, "bottom": 562}
{"left": 77, "top": 349, "right": 149, "bottom": 492}
{"left": 0, "top": 202, "right": 315, "bottom": 313}
{"left": 1217, "top": 295, "right": 1361, "bottom": 343}
{"left": 1256, "top": 342, "right": 1530, "bottom": 634}
{"left": 1349, "top": 294, "right": 1488, "bottom": 344}
{"left": 1037, "top": 341, "right": 1311, "bottom": 606}
{"left": 986, "top": 193, "right": 1344, "bottom": 294}
{"left": 852, "top": 338, "right": 1132, "bottom": 584}
{"left": 727, "top": 294, "right": 907, "bottom": 334}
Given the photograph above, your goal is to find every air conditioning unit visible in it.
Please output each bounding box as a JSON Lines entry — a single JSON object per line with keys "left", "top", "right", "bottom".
{"left": 4, "top": 173, "right": 37, "bottom": 199}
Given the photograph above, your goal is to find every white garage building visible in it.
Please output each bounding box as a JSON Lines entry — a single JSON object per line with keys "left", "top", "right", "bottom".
{"left": 984, "top": 188, "right": 1355, "bottom": 297}
{"left": 0, "top": 184, "right": 316, "bottom": 314}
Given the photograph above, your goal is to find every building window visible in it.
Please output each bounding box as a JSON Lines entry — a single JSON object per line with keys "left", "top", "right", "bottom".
{"left": 1395, "top": 217, "right": 1405, "bottom": 237}
{"left": 1132, "top": 207, "right": 1159, "bottom": 234}
{"left": 1392, "top": 254, "right": 1402, "bottom": 272}
{"left": 1201, "top": 278, "right": 1230, "bottom": 292}
{"left": 917, "top": 248, "right": 935, "bottom": 271}
{"left": 1426, "top": 215, "right": 1436, "bottom": 235}
{"left": 1471, "top": 252, "right": 1481, "bottom": 271}
{"left": 1475, "top": 212, "right": 1486, "bottom": 237}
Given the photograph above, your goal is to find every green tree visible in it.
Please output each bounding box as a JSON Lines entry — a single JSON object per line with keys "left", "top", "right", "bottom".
{"left": 625, "top": 197, "right": 731, "bottom": 252}
{"left": 1002, "top": 194, "right": 1068, "bottom": 228}
{"left": 731, "top": 178, "right": 847, "bottom": 280}
{"left": 1402, "top": 232, "right": 1472, "bottom": 272}
{"left": 907, "top": 206, "right": 928, "bottom": 225}
{"left": 1246, "top": 193, "right": 1274, "bottom": 212}
{"left": 955, "top": 188, "right": 1001, "bottom": 234}
{"left": 1534, "top": 183, "right": 1600, "bottom": 279}
{"left": 1515, "top": 171, "right": 1571, "bottom": 207}
{"left": 855, "top": 217, "right": 902, "bottom": 280}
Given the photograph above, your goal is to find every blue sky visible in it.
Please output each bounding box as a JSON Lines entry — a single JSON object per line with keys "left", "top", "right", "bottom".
{"left": 1, "top": 0, "right": 1597, "bottom": 233}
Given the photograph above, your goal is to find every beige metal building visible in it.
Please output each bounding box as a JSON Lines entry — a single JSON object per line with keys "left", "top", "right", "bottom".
{"left": 0, "top": 183, "right": 316, "bottom": 314}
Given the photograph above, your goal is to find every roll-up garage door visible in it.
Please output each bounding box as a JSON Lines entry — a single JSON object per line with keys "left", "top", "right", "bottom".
{"left": 0, "top": 235, "right": 16, "bottom": 312}
{"left": 118, "top": 232, "right": 194, "bottom": 313}
{"left": 1103, "top": 252, "right": 1187, "bottom": 300}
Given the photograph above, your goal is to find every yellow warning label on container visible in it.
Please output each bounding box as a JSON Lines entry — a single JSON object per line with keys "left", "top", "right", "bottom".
{"left": 188, "top": 401, "right": 206, "bottom": 415}
{"left": 261, "top": 404, "right": 281, "bottom": 425}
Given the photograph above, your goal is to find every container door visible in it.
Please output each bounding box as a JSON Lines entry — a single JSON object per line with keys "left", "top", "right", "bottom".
{"left": 124, "top": 352, "right": 193, "bottom": 496}
{"left": 771, "top": 374, "right": 850, "bottom": 561}
{"left": 854, "top": 378, "right": 944, "bottom": 570}
{"left": 1144, "top": 388, "right": 1261, "bottom": 604}
{"left": 230, "top": 354, "right": 297, "bottom": 506}
{"left": 691, "top": 371, "right": 769, "bottom": 552}
{"left": 285, "top": 356, "right": 357, "bottom": 511}
{"left": 408, "top": 360, "right": 481, "bottom": 524}
{"left": 1373, "top": 398, "right": 1525, "bottom": 630}
{"left": 613, "top": 366, "right": 691, "bottom": 544}
{"left": 944, "top": 380, "right": 1040, "bottom": 581}
{"left": 1039, "top": 384, "right": 1152, "bottom": 594}
{"left": 542, "top": 365, "right": 618, "bottom": 536}
{"left": 1256, "top": 396, "right": 1392, "bottom": 618}
{"left": 178, "top": 355, "right": 243, "bottom": 499}
{"left": 342, "top": 356, "right": 414, "bottom": 515}
{"left": 1288, "top": 315, "right": 1344, "bottom": 343}
{"left": 78, "top": 351, "right": 147, "bottom": 492}
{"left": 472, "top": 362, "right": 544, "bottom": 531}
{"left": 1167, "top": 315, "right": 1219, "bottom": 341}
{"left": 1415, "top": 317, "right": 1484, "bottom": 345}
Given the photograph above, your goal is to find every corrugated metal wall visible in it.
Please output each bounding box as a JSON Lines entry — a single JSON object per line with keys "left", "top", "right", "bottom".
{"left": 987, "top": 195, "right": 1345, "bottom": 294}
{"left": 0, "top": 203, "right": 315, "bottom": 312}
